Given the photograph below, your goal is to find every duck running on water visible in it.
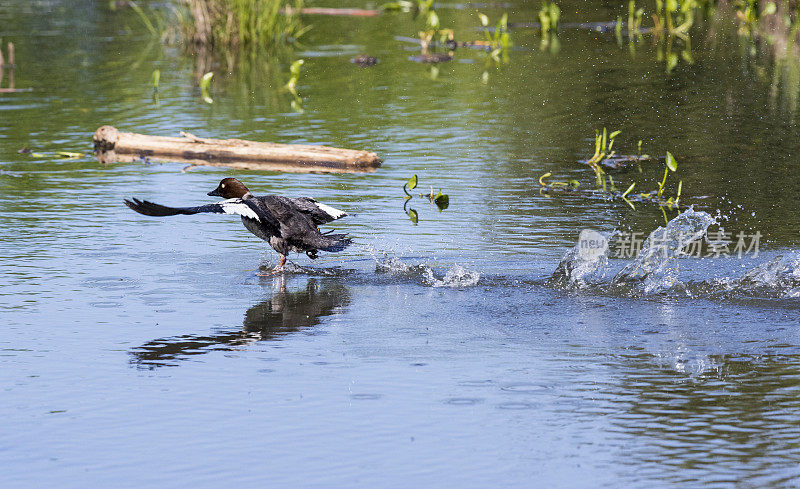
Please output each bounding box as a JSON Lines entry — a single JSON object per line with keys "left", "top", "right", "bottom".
{"left": 124, "top": 178, "right": 352, "bottom": 273}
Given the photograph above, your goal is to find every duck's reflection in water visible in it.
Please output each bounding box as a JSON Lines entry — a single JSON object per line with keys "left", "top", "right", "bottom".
{"left": 130, "top": 276, "right": 350, "bottom": 368}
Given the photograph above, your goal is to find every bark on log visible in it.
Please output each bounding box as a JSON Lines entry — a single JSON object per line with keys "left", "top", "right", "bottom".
{"left": 92, "top": 125, "right": 382, "bottom": 173}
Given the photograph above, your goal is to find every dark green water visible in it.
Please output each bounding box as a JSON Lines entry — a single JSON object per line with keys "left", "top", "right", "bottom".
{"left": 3, "top": 1, "right": 800, "bottom": 487}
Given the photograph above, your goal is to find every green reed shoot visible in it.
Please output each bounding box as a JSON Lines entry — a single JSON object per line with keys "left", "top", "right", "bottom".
{"left": 653, "top": 0, "right": 697, "bottom": 39}
{"left": 129, "top": 1, "right": 159, "bottom": 36}
{"left": 285, "top": 59, "right": 304, "bottom": 112}
{"left": 657, "top": 151, "right": 678, "bottom": 197}
{"left": 622, "top": 182, "right": 636, "bottom": 209}
{"left": 538, "top": 1, "right": 561, "bottom": 36}
{"left": 200, "top": 71, "right": 213, "bottom": 104}
{"left": 586, "top": 127, "right": 621, "bottom": 189}
{"left": 628, "top": 1, "right": 644, "bottom": 37}
{"left": 182, "top": 0, "right": 307, "bottom": 51}
{"left": 478, "top": 12, "right": 511, "bottom": 62}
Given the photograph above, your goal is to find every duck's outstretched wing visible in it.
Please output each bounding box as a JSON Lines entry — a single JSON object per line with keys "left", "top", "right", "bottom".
{"left": 124, "top": 197, "right": 262, "bottom": 221}
{"left": 288, "top": 197, "right": 348, "bottom": 225}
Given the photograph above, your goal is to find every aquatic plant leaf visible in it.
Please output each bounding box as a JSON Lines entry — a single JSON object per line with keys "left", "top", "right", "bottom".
{"left": 57, "top": 151, "right": 84, "bottom": 158}
{"left": 152, "top": 69, "right": 160, "bottom": 89}
{"left": 609, "top": 130, "right": 621, "bottom": 140}
{"left": 427, "top": 11, "right": 439, "bottom": 29}
{"left": 408, "top": 208, "right": 419, "bottom": 224}
{"left": 434, "top": 192, "right": 449, "bottom": 210}
{"left": 601, "top": 127, "right": 607, "bottom": 152}
{"left": 666, "top": 53, "right": 678, "bottom": 73}
{"left": 622, "top": 182, "right": 635, "bottom": 198}
{"left": 478, "top": 13, "right": 489, "bottom": 26}
{"left": 622, "top": 196, "right": 636, "bottom": 210}
{"left": 200, "top": 72, "right": 214, "bottom": 90}
{"left": 290, "top": 99, "right": 304, "bottom": 113}
{"left": 539, "top": 172, "right": 552, "bottom": 187}
{"left": 289, "top": 59, "right": 304, "bottom": 78}
{"left": 407, "top": 175, "right": 418, "bottom": 190}
{"left": 666, "top": 151, "right": 678, "bottom": 171}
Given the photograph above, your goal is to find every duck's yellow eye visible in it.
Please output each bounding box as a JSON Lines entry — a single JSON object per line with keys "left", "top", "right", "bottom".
{"left": 221, "top": 184, "right": 226, "bottom": 188}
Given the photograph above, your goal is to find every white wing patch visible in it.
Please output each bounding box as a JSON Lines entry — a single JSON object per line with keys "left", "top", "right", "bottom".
{"left": 219, "top": 199, "right": 260, "bottom": 221}
{"left": 314, "top": 201, "right": 347, "bottom": 220}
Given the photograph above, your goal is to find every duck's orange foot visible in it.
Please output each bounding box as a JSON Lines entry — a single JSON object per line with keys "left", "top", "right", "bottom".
{"left": 257, "top": 254, "right": 287, "bottom": 277}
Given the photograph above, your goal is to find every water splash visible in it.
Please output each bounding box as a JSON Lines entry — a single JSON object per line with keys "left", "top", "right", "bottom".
{"left": 612, "top": 207, "right": 717, "bottom": 294}
{"left": 549, "top": 207, "right": 800, "bottom": 300}
{"left": 704, "top": 253, "right": 800, "bottom": 299}
{"left": 550, "top": 229, "right": 611, "bottom": 288}
{"left": 425, "top": 265, "right": 480, "bottom": 288}
{"left": 374, "top": 255, "right": 480, "bottom": 288}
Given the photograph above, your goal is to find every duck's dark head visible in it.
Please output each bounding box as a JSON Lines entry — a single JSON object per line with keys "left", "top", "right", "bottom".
{"left": 208, "top": 178, "right": 251, "bottom": 199}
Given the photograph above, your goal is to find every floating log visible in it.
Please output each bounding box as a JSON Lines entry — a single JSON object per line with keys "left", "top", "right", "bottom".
{"left": 92, "top": 125, "right": 382, "bottom": 173}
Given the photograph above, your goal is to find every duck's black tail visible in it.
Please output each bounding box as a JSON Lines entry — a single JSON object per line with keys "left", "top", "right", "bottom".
{"left": 305, "top": 233, "right": 352, "bottom": 254}
{"left": 318, "top": 234, "right": 352, "bottom": 252}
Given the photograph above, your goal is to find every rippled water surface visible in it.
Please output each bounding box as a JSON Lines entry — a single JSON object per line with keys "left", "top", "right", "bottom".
{"left": 3, "top": 0, "right": 800, "bottom": 487}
